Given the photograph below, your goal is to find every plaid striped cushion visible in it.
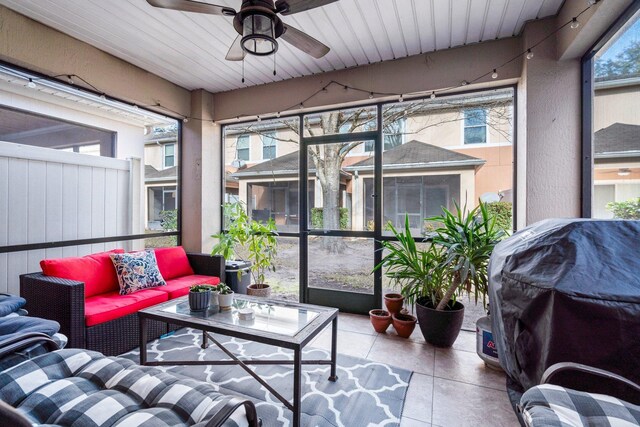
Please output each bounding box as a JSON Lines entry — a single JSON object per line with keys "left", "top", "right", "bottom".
{"left": 521, "top": 384, "right": 640, "bottom": 427}
{"left": 0, "top": 349, "right": 248, "bottom": 426}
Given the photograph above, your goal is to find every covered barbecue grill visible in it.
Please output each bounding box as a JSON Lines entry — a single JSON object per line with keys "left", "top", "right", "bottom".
{"left": 488, "top": 219, "right": 640, "bottom": 391}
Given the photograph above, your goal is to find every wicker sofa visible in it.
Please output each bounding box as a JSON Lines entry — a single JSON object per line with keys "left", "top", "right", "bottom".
{"left": 20, "top": 247, "right": 224, "bottom": 356}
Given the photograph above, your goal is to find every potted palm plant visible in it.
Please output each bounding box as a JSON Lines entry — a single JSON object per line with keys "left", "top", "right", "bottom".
{"left": 373, "top": 216, "right": 429, "bottom": 339}
{"left": 375, "top": 202, "right": 503, "bottom": 347}
{"left": 421, "top": 201, "right": 504, "bottom": 347}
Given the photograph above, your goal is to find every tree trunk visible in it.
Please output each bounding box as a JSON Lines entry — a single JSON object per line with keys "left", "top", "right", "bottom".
{"left": 436, "top": 275, "right": 461, "bottom": 311}
{"left": 310, "top": 113, "right": 348, "bottom": 254}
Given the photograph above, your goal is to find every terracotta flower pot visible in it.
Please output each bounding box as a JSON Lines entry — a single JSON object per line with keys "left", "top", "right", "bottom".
{"left": 392, "top": 313, "right": 417, "bottom": 338}
{"left": 247, "top": 284, "right": 271, "bottom": 298}
{"left": 384, "top": 293, "right": 404, "bottom": 315}
{"left": 369, "top": 309, "right": 392, "bottom": 333}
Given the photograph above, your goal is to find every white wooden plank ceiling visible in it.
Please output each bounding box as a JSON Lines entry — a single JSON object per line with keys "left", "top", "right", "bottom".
{"left": 0, "top": 0, "right": 564, "bottom": 93}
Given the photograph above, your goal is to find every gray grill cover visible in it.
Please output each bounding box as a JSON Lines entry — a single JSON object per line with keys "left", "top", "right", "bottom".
{"left": 489, "top": 219, "right": 640, "bottom": 390}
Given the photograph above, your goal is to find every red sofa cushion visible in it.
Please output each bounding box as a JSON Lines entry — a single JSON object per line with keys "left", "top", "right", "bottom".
{"left": 154, "top": 247, "right": 194, "bottom": 280}
{"left": 156, "top": 275, "right": 221, "bottom": 299}
{"left": 40, "top": 249, "right": 124, "bottom": 298}
{"left": 84, "top": 289, "right": 168, "bottom": 327}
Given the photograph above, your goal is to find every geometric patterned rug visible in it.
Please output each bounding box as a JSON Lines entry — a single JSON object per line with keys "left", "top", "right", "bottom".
{"left": 121, "top": 328, "right": 412, "bottom": 427}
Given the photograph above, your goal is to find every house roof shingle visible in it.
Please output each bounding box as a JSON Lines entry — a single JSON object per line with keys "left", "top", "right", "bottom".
{"left": 594, "top": 123, "right": 640, "bottom": 159}
{"left": 145, "top": 165, "right": 177, "bottom": 181}
{"left": 233, "top": 140, "right": 485, "bottom": 178}
{"left": 346, "top": 140, "right": 485, "bottom": 170}
{"left": 232, "top": 151, "right": 301, "bottom": 177}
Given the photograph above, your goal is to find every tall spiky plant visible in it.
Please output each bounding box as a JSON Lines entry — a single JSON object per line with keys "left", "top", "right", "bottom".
{"left": 427, "top": 201, "right": 505, "bottom": 311}
{"left": 373, "top": 215, "right": 448, "bottom": 308}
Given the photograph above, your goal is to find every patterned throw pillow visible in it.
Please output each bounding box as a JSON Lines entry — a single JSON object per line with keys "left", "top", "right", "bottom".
{"left": 110, "top": 250, "right": 166, "bottom": 295}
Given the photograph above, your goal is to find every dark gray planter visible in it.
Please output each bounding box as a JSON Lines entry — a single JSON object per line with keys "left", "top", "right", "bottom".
{"left": 416, "top": 299, "right": 465, "bottom": 347}
{"left": 189, "top": 290, "right": 211, "bottom": 312}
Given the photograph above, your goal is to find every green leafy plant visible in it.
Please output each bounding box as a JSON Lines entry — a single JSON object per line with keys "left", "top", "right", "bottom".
{"left": 211, "top": 202, "right": 278, "bottom": 285}
{"left": 159, "top": 209, "right": 178, "bottom": 232}
{"left": 190, "top": 284, "right": 214, "bottom": 293}
{"left": 211, "top": 202, "right": 250, "bottom": 261}
{"left": 216, "top": 283, "right": 233, "bottom": 295}
{"left": 246, "top": 218, "right": 278, "bottom": 284}
{"left": 427, "top": 201, "right": 505, "bottom": 310}
{"left": 606, "top": 198, "right": 640, "bottom": 220}
{"left": 366, "top": 219, "right": 395, "bottom": 232}
{"left": 373, "top": 215, "right": 448, "bottom": 308}
{"left": 485, "top": 201, "right": 513, "bottom": 233}
{"left": 311, "top": 207, "right": 349, "bottom": 229}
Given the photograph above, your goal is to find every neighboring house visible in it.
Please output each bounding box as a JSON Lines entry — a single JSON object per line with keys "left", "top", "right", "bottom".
{"left": 225, "top": 91, "right": 514, "bottom": 231}
{"left": 144, "top": 127, "right": 178, "bottom": 230}
{"left": 592, "top": 123, "right": 640, "bottom": 218}
{"left": 232, "top": 150, "right": 351, "bottom": 232}
{"left": 345, "top": 141, "right": 485, "bottom": 230}
{"left": 591, "top": 77, "right": 640, "bottom": 218}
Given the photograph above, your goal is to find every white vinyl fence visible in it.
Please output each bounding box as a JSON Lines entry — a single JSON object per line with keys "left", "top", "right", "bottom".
{"left": 0, "top": 141, "right": 139, "bottom": 294}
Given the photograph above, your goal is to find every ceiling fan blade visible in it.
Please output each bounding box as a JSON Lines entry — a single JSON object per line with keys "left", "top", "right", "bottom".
{"left": 225, "top": 35, "right": 246, "bottom": 61}
{"left": 281, "top": 24, "right": 330, "bottom": 58}
{"left": 275, "top": 0, "right": 339, "bottom": 15}
{"left": 146, "top": 0, "right": 235, "bottom": 16}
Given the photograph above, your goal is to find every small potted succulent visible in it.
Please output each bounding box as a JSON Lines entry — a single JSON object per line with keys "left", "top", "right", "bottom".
{"left": 217, "top": 283, "right": 234, "bottom": 310}
{"left": 189, "top": 284, "right": 214, "bottom": 312}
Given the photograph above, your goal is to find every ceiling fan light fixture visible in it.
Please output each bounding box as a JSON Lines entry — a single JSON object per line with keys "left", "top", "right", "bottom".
{"left": 241, "top": 13, "right": 278, "bottom": 56}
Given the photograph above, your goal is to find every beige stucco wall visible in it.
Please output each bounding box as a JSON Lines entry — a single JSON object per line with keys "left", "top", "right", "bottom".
{"left": 145, "top": 144, "right": 164, "bottom": 171}
{"left": 181, "top": 90, "right": 220, "bottom": 253}
{"left": 594, "top": 84, "right": 640, "bottom": 131}
{"left": 519, "top": 17, "right": 582, "bottom": 224}
{"left": 212, "top": 37, "right": 523, "bottom": 121}
{"left": 144, "top": 142, "right": 178, "bottom": 171}
{"left": 224, "top": 127, "right": 299, "bottom": 165}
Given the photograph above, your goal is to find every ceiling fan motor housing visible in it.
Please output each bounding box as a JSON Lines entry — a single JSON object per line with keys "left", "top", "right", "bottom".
{"left": 233, "top": 0, "right": 284, "bottom": 56}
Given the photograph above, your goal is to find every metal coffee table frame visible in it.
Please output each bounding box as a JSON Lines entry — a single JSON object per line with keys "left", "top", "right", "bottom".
{"left": 138, "top": 295, "right": 338, "bottom": 427}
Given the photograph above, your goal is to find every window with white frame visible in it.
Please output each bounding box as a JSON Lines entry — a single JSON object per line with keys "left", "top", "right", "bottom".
{"left": 164, "top": 143, "right": 176, "bottom": 168}
{"left": 262, "top": 131, "right": 277, "bottom": 159}
{"left": 464, "top": 109, "right": 487, "bottom": 144}
{"left": 237, "top": 134, "right": 250, "bottom": 161}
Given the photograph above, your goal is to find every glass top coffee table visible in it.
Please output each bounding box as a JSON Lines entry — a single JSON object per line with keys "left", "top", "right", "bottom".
{"left": 138, "top": 295, "right": 339, "bottom": 427}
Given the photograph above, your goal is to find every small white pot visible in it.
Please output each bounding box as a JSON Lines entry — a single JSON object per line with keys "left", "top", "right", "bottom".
{"left": 218, "top": 292, "right": 234, "bottom": 309}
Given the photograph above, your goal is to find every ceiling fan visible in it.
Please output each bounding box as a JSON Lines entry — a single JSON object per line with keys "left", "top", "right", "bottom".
{"left": 146, "top": 0, "right": 336, "bottom": 60}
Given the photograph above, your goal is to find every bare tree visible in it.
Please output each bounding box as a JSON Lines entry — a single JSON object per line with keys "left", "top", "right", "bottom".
{"left": 229, "top": 94, "right": 512, "bottom": 254}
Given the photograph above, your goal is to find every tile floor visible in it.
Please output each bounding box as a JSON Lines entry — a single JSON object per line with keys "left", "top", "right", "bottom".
{"left": 310, "top": 313, "right": 519, "bottom": 427}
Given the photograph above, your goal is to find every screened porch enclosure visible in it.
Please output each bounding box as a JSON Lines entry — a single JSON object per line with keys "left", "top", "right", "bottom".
{"left": 247, "top": 181, "right": 302, "bottom": 232}
{"left": 364, "top": 175, "right": 460, "bottom": 233}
